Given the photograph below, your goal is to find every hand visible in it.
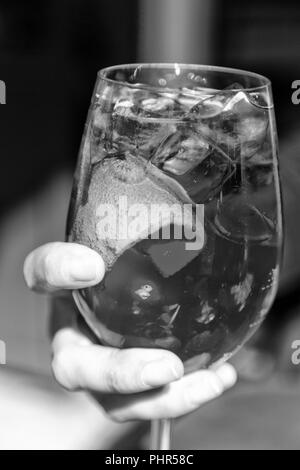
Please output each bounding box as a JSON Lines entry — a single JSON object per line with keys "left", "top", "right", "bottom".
{"left": 24, "top": 242, "right": 237, "bottom": 422}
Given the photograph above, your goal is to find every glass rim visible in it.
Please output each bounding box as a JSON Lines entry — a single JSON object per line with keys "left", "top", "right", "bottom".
{"left": 97, "top": 63, "right": 271, "bottom": 93}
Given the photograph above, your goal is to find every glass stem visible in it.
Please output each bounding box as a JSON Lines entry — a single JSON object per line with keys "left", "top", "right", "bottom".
{"left": 150, "top": 419, "right": 172, "bottom": 450}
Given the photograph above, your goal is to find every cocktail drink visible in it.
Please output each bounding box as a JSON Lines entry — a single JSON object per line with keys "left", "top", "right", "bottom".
{"left": 67, "top": 64, "right": 283, "bottom": 448}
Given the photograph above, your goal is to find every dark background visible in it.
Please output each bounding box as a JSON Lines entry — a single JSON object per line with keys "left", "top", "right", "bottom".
{"left": 0, "top": 0, "right": 138, "bottom": 214}
{"left": 0, "top": 0, "right": 299, "bottom": 210}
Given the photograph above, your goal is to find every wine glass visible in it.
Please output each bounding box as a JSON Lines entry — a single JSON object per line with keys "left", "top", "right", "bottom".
{"left": 66, "top": 64, "right": 283, "bottom": 450}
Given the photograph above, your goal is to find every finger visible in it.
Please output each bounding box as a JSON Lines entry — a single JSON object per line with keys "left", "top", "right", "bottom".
{"left": 24, "top": 242, "right": 105, "bottom": 293}
{"left": 101, "top": 363, "right": 237, "bottom": 422}
{"left": 52, "top": 328, "right": 184, "bottom": 393}
{"left": 52, "top": 327, "right": 93, "bottom": 351}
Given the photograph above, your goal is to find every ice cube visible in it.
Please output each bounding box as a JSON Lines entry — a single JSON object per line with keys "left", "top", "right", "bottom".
{"left": 213, "top": 194, "right": 275, "bottom": 242}
{"left": 148, "top": 109, "right": 235, "bottom": 204}
{"left": 90, "top": 101, "right": 116, "bottom": 164}
{"left": 224, "top": 92, "right": 268, "bottom": 155}
{"left": 163, "top": 134, "right": 211, "bottom": 176}
{"left": 169, "top": 145, "right": 234, "bottom": 203}
{"left": 176, "top": 87, "right": 213, "bottom": 111}
{"left": 189, "top": 90, "right": 268, "bottom": 160}
{"left": 117, "top": 83, "right": 146, "bottom": 104}
{"left": 188, "top": 89, "right": 248, "bottom": 119}
{"left": 189, "top": 94, "right": 226, "bottom": 119}
{"left": 223, "top": 90, "right": 250, "bottom": 112}
{"left": 235, "top": 111, "right": 269, "bottom": 159}
{"left": 111, "top": 99, "right": 139, "bottom": 153}
{"left": 114, "top": 99, "right": 135, "bottom": 115}
{"left": 135, "top": 92, "right": 187, "bottom": 120}
{"left": 92, "top": 105, "right": 112, "bottom": 142}
{"left": 151, "top": 131, "right": 181, "bottom": 167}
{"left": 151, "top": 128, "right": 210, "bottom": 176}
{"left": 163, "top": 150, "right": 204, "bottom": 176}
{"left": 137, "top": 122, "right": 177, "bottom": 158}
{"left": 140, "top": 97, "right": 175, "bottom": 114}
{"left": 245, "top": 141, "right": 274, "bottom": 187}
{"left": 112, "top": 94, "right": 180, "bottom": 158}
{"left": 146, "top": 238, "right": 202, "bottom": 277}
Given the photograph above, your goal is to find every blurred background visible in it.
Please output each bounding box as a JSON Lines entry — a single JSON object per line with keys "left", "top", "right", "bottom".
{"left": 1, "top": 0, "right": 300, "bottom": 450}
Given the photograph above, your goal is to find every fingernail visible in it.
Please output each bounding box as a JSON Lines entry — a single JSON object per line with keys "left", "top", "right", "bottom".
{"left": 69, "top": 254, "right": 102, "bottom": 282}
{"left": 141, "top": 358, "right": 183, "bottom": 387}
{"left": 215, "top": 364, "right": 237, "bottom": 389}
